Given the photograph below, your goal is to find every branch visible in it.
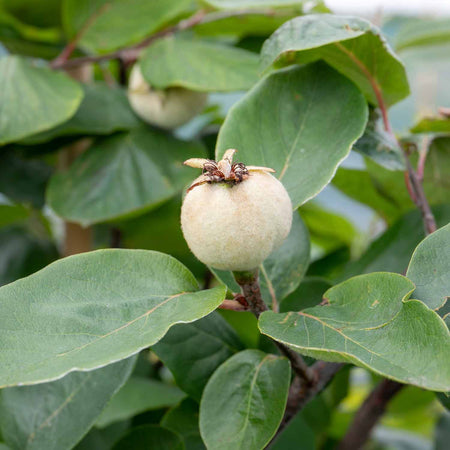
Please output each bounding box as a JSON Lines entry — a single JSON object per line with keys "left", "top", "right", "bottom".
{"left": 50, "top": 8, "right": 281, "bottom": 70}
{"left": 283, "top": 361, "right": 343, "bottom": 425}
{"left": 234, "top": 270, "right": 316, "bottom": 388}
{"left": 337, "top": 379, "right": 403, "bottom": 450}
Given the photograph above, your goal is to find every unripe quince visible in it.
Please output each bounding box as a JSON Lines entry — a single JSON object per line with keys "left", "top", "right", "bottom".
{"left": 127, "top": 64, "right": 208, "bottom": 129}
{"left": 181, "top": 150, "right": 292, "bottom": 271}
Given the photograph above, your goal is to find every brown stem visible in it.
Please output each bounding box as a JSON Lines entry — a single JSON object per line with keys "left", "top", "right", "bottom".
{"left": 50, "top": 9, "right": 280, "bottom": 70}
{"left": 234, "top": 270, "right": 316, "bottom": 386}
{"left": 337, "top": 379, "right": 404, "bottom": 450}
{"left": 272, "top": 361, "right": 344, "bottom": 443}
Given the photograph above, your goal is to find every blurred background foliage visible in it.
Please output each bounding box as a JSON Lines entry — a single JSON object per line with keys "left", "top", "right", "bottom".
{"left": 0, "top": 1, "right": 449, "bottom": 449}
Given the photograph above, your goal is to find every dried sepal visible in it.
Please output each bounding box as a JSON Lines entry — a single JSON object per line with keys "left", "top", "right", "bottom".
{"left": 184, "top": 158, "right": 209, "bottom": 169}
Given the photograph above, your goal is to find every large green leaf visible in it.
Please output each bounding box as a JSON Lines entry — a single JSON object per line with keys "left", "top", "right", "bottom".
{"left": 112, "top": 425, "right": 183, "bottom": 450}
{"left": 161, "top": 398, "right": 205, "bottom": 450}
{"left": 216, "top": 62, "right": 368, "bottom": 209}
{"left": 0, "top": 56, "right": 83, "bottom": 145}
{"left": 23, "top": 84, "right": 140, "bottom": 144}
{"left": 139, "top": 37, "right": 259, "bottom": 92}
{"left": 0, "top": 226, "right": 58, "bottom": 287}
{"left": 406, "top": 223, "right": 450, "bottom": 311}
{"left": 96, "top": 376, "right": 185, "bottom": 428}
{"left": 199, "top": 350, "right": 290, "bottom": 450}
{"left": 260, "top": 15, "right": 409, "bottom": 107}
{"left": 0, "top": 249, "right": 226, "bottom": 387}
{"left": 47, "top": 127, "right": 205, "bottom": 225}
{"left": 342, "top": 205, "right": 450, "bottom": 280}
{"left": 213, "top": 212, "right": 310, "bottom": 306}
{"left": 63, "top": 0, "right": 192, "bottom": 53}
{"left": 259, "top": 272, "right": 450, "bottom": 391}
{"left": 0, "top": 358, "right": 135, "bottom": 450}
{"left": 153, "top": 312, "right": 244, "bottom": 401}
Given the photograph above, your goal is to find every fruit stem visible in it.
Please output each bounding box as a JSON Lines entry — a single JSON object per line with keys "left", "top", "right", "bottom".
{"left": 233, "top": 269, "right": 316, "bottom": 386}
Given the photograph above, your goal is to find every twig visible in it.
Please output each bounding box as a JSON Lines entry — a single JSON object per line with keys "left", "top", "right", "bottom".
{"left": 50, "top": 8, "right": 280, "bottom": 70}
{"left": 218, "top": 299, "right": 248, "bottom": 311}
{"left": 337, "top": 379, "right": 403, "bottom": 450}
{"left": 51, "top": 3, "right": 111, "bottom": 68}
{"left": 234, "top": 270, "right": 316, "bottom": 387}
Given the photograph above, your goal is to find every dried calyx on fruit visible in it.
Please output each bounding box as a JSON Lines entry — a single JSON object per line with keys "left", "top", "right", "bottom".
{"left": 127, "top": 64, "right": 208, "bottom": 130}
{"left": 181, "top": 149, "right": 293, "bottom": 271}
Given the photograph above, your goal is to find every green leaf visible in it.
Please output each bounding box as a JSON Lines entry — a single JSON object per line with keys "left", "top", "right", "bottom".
{"left": 161, "top": 398, "right": 205, "bottom": 450}
{"left": 153, "top": 312, "right": 244, "bottom": 401}
{"left": 112, "top": 425, "right": 183, "bottom": 450}
{"left": 46, "top": 127, "right": 205, "bottom": 225}
{"left": 280, "top": 277, "right": 332, "bottom": 312}
{"left": 395, "top": 18, "right": 450, "bottom": 51}
{"left": 63, "top": 0, "right": 192, "bottom": 53}
{"left": 406, "top": 223, "right": 450, "bottom": 311}
{"left": 342, "top": 205, "right": 450, "bottom": 280}
{"left": 213, "top": 212, "right": 310, "bottom": 305}
{"left": 0, "top": 56, "right": 83, "bottom": 145}
{"left": 216, "top": 62, "right": 368, "bottom": 209}
{"left": 260, "top": 15, "right": 410, "bottom": 107}
{"left": 300, "top": 203, "right": 356, "bottom": 252}
{"left": 0, "top": 358, "right": 135, "bottom": 450}
{"left": 140, "top": 37, "right": 259, "bottom": 92}
{"left": 23, "top": 83, "right": 140, "bottom": 144}
{"left": 411, "top": 116, "right": 450, "bottom": 134}
{"left": 0, "top": 204, "right": 29, "bottom": 228}
{"left": 96, "top": 376, "right": 185, "bottom": 428}
{"left": 0, "top": 152, "right": 52, "bottom": 208}
{"left": 199, "top": 350, "right": 290, "bottom": 450}
{"left": 353, "top": 108, "right": 404, "bottom": 170}
{"left": 204, "top": 0, "right": 304, "bottom": 9}
{"left": 0, "top": 226, "right": 58, "bottom": 287}
{"left": 259, "top": 212, "right": 310, "bottom": 305}
{"left": 259, "top": 272, "right": 450, "bottom": 391}
{"left": 0, "top": 249, "right": 226, "bottom": 387}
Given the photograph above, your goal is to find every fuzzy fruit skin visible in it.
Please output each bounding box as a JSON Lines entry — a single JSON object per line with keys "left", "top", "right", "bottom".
{"left": 127, "top": 65, "right": 208, "bottom": 129}
{"left": 181, "top": 171, "right": 293, "bottom": 271}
